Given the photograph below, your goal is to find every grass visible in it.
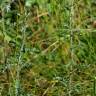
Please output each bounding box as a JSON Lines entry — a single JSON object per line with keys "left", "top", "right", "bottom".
{"left": 0, "top": 0, "right": 96, "bottom": 96}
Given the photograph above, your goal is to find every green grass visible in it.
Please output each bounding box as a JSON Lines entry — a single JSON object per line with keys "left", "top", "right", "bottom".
{"left": 0, "top": 0, "right": 96, "bottom": 96}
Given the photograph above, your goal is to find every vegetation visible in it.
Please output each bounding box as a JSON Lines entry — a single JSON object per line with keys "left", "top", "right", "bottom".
{"left": 0, "top": 0, "right": 96, "bottom": 96}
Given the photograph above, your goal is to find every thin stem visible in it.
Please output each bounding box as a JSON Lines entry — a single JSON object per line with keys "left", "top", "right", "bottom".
{"left": 68, "top": 0, "right": 74, "bottom": 96}
{"left": 15, "top": 13, "right": 26, "bottom": 96}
